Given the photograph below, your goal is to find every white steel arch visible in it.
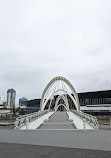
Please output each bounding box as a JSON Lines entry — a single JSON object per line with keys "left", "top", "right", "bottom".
{"left": 54, "top": 95, "right": 69, "bottom": 111}
{"left": 55, "top": 104, "right": 68, "bottom": 111}
{"left": 43, "top": 89, "right": 78, "bottom": 111}
{"left": 40, "top": 76, "right": 80, "bottom": 111}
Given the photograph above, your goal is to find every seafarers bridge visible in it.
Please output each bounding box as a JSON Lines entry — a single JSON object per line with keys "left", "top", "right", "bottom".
{"left": 1, "top": 77, "right": 111, "bottom": 158}
{"left": 15, "top": 76, "right": 99, "bottom": 130}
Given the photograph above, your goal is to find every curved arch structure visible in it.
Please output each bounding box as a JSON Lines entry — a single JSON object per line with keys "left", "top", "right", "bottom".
{"left": 54, "top": 95, "right": 69, "bottom": 111}
{"left": 40, "top": 76, "right": 80, "bottom": 111}
{"left": 55, "top": 104, "right": 68, "bottom": 111}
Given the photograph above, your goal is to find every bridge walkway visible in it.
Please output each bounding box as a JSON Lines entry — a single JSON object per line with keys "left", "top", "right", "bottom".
{"left": 38, "top": 111, "right": 77, "bottom": 129}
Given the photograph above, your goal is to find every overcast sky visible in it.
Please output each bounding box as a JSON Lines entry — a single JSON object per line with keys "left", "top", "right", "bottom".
{"left": 0, "top": 0, "right": 111, "bottom": 103}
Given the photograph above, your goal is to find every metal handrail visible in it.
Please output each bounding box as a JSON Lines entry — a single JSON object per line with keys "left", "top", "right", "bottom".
{"left": 71, "top": 110, "right": 99, "bottom": 129}
{"left": 14, "top": 110, "right": 49, "bottom": 129}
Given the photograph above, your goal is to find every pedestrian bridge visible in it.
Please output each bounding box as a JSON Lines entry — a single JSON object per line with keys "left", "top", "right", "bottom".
{"left": 15, "top": 109, "right": 98, "bottom": 130}
{"left": 15, "top": 76, "right": 99, "bottom": 130}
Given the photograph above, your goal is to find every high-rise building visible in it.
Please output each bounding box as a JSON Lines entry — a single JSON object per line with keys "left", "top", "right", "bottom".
{"left": 7, "top": 89, "right": 16, "bottom": 109}
{"left": 19, "top": 97, "right": 28, "bottom": 106}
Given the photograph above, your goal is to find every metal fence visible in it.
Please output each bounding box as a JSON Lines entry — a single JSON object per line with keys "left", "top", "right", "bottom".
{"left": 14, "top": 110, "right": 48, "bottom": 129}
{"left": 71, "top": 109, "right": 99, "bottom": 129}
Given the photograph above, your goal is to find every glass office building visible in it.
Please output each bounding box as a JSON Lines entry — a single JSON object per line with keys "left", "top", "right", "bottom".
{"left": 78, "top": 90, "right": 111, "bottom": 106}
{"left": 7, "top": 89, "right": 16, "bottom": 109}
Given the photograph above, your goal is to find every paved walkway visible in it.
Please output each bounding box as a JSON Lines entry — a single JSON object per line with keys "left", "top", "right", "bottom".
{"left": 0, "top": 142, "right": 111, "bottom": 158}
{"left": 38, "top": 112, "right": 77, "bottom": 129}
{"left": 0, "top": 129, "right": 111, "bottom": 151}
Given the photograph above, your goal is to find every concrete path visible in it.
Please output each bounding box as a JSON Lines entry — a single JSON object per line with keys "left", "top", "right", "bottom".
{"left": 38, "top": 111, "right": 77, "bottom": 129}
{"left": 0, "top": 142, "right": 111, "bottom": 158}
{"left": 0, "top": 129, "right": 111, "bottom": 151}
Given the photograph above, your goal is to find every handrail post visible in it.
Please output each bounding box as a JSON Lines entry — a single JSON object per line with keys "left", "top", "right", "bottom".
{"left": 26, "top": 117, "right": 29, "bottom": 130}
{"left": 83, "top": 119, "right": 86, "bottom": 130}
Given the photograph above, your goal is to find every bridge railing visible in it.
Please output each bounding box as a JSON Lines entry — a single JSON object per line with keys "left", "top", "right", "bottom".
{"left": 71, "top": 109, "right": 99, "bottom": 129}
{"left": 14, "top": 110, "right": 48, "bottom": 129}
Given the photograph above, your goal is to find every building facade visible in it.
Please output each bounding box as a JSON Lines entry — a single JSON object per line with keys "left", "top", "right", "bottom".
{"left": 78, "top": 90, "right": 111, "bottom": 106}
{"left": 7, "top": 89, "right": 16, "bottom": 109}
{"left": 25, "top": 99, "right": 41, "bottom": 114}
{"left": 19, "top": 97, "right": 28, "bottom": 106}
{"left": 21, "top": 90, "right": 111, "bottom": 116}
